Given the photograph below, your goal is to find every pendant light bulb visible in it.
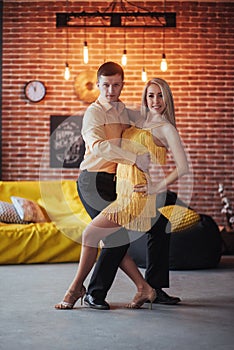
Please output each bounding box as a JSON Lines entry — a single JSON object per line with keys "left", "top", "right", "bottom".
{"left": 160, "top": 53, "right": 168, "bottom": 72}
{"left": 83, "top": 41, "right": 89, "bottom": 64}
{"left": 142, "top": 68, "right": 147, "bottom": 83}
{"left": 121, "top": 49, "right": 127, "bottom": 66}
{"left": 64, "top": 62, "right": 70, "bottom": 80}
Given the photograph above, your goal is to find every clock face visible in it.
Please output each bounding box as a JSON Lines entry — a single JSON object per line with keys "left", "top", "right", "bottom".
{"left": 24, "top": 80, "right": 46, "bottom": 102}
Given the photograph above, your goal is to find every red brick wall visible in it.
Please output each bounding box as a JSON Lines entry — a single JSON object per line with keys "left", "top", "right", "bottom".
{"left": 2, "top": 1, "right": 234, "bottom": 226}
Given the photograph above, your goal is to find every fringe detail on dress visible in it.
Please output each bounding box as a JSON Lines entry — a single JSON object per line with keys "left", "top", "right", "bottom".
{"left": 102, "top": 192, "right": 156, "bottom": 231}
{"left": 102, "top": 127, "right": 167, "bottom": 232}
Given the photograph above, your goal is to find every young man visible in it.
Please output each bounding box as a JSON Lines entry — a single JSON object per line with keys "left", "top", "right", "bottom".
{"left": 77, "top": 61, "right": 180, "bottom": 310}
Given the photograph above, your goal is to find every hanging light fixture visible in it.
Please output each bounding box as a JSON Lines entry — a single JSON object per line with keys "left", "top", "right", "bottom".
{"left": 160, "top": 52, "right": 168, "bottom": 72}
{"left": 64, "top": 2, "right": 70, "bottom": 80}
{"left": 121, "top": 49, "right": 127, "bottom": 66}
{"left": 142, "top": 68, "right": 147, "bottom": 83}
{"left": 160, "top": 0, "right": 168, "bottom": 72}
{"left": 56, "top": 1, "right": 177, "bottom": 75}
{"left": 64, "top": 29, "right": 71, "bottom": 80}
{"left": 64, "top": 62, "right": 70, "bottom": 80}
{"left": 160, "top": 27, "right": 168, "bottom": 72}
{"left": 83, "top": 17, "right": 89, "bottom": 64}
{"left": 56, "top": 2, "right": 176, "bottom": 29}
{"left": 83, "top": 41, "right": 89, "bottom": 64}
{"left": 141, "top": 28, "right": 147, "bottom": 82}
{"left": 121, "top": 25, "right": 127, "bottom": 66}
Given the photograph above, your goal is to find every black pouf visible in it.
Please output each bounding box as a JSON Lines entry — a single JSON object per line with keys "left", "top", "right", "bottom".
{"left": 128, "top": 214, "right": 222, "bottom": 270}
{"left": 169, "top": 214, "right": 222, "bottom": 270}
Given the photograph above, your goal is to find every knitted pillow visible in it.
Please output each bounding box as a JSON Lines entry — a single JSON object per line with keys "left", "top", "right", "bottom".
{"left": 158, "top": 205, "right": 200, "bottom": 232}
{"left": 11, "top": 196, "right": 48, "bottom": 223}
{"left": 0, "top": 201, "right": 27, "bottom": 224}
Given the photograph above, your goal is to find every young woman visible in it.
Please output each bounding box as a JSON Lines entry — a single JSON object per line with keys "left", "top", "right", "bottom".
{"left": 55, "top": 78, "right": 189, "bottom": 310}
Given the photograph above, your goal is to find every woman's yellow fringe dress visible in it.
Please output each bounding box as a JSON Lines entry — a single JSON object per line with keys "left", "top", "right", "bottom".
{"left": 102, "top": 125, "right": 166, "bottom": 232}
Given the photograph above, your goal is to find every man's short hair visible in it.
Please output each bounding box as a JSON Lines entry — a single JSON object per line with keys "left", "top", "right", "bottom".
{"left": 97, "top": 61, "right": 124, "bottom": 81}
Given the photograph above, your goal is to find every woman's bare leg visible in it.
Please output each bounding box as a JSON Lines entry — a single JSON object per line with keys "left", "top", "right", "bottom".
{"left": 55, "top": 214, "right": 121, "bottom": 307}
{"left": 66, "top": 245, "right": 98, "bottom": 294}
{"left": 68, "top": 214, "right": 153, "bottom": 297}
{"left": 56, "top": 213, "right": 155, "bottom": 309}
{"left": 120, "top": 253, "right": 156, "bottom": 308}
{"left": 93, "top": 218, "right": 154, "bottom": 296}
{"left": 120, "top": 253, "right": 153, "bottom": 293}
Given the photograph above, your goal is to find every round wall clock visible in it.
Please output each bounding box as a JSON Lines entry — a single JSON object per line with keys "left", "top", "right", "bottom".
{"left": 24, "top": 80, "right": 46, "bottom": 102}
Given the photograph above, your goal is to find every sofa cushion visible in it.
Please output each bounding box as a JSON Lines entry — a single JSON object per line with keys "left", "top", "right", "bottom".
{"left": 0, "top": 180, "right": 90, "bottom": 264}
{"left": 0, "top": 201, "right": 27, "bottom": 224}
{"left": 11, "top": 196, "right": 48, "bottom": 223}
{"left": 0, "top": 221, "right": 82, "bottom": 264}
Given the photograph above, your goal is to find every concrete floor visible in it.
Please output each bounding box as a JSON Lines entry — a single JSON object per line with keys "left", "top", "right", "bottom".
{"left": 0, "top": 256, "right": 234, "bottom": 350}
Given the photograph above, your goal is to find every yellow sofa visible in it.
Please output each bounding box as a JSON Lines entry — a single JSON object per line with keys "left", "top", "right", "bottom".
{"left": 0, "top": 180, "right": 91, "bottom": 264}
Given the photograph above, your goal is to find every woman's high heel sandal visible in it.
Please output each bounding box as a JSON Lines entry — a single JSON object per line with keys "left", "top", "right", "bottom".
{"left": 55, "top": 286, "right": 86, "bottom": 310}
{"left": 126, "top": 288, "right": 156, "bottom": 310}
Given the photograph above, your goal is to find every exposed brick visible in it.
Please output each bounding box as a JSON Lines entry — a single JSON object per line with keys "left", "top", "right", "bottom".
{"left": 1, "top": 1, "right": 234, "bottom": 226}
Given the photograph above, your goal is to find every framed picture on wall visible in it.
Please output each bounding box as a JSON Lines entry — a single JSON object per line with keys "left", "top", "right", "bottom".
{"left": 50, "top": 115, "right": 85, "bottom": 168}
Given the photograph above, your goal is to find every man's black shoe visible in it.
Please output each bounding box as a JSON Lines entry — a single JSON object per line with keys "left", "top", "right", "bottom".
{"left": 146, "top": 289, "right": 181, "bottom": 305}
{"left": 84, "top": 294, "right": 110, "bottom": 310}
{"left": 154, "top": 289, "right": 181, "bottom": 305}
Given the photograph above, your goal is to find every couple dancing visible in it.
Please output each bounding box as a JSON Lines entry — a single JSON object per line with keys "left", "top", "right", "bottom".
{"left": 55, "top": 61, "right": 189, "bottom": 310}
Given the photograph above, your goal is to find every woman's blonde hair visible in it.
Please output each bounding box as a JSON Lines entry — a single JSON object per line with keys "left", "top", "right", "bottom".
{"left": 141, "top": 78, "right": 176, "bottom": 127}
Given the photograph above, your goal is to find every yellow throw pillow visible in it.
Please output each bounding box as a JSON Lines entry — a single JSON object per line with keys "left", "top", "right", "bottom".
{"left": 158, "top": 205, "right": 200, "bottom": 232}
{"left": 11, "top": 196, "right": 48, "bottom": 223}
